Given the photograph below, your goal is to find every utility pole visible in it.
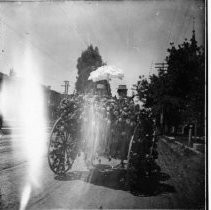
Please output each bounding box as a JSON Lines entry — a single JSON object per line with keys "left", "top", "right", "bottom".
{"left": 154, "top": 62, "right": 168, "bottom": 72}
{"left": 154, "top": 62, "right": 168, "bottom": 134}
{"left": 193, "top": 16, "right": 195, "bottom": 32}
{"left": 61, "top": 81, "right": 70, "bottom": 98}
{"left": 188, "top": 124, "right": 193, "bottom": 147}
{"left": 148, "top": 61, "right": 153, "bottom": 76}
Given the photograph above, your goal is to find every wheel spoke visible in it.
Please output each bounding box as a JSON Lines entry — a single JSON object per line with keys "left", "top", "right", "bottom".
{"left": 48, "top": 119, "right": 78, "bottom": 175}
{"left": 66, "top": 132, "right": 71, "bottom": 141}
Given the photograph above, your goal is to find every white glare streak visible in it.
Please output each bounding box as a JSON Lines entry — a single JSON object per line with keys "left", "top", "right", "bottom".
{"left": 18, "top": 47, "right": 47, "bottom": 210}
{"left": 19, "top": 184, "right": 31, "bottom": 210}
{"left": 71, "top": 152, "right": 89, "bottom": 172}
{"left": 80, "top": 97, "right": 106, "bottom": 165}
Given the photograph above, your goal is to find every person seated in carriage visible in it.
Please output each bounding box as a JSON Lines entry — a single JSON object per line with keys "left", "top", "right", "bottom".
{"left": 48, "top": 62, "right": 159, "bottom": 175}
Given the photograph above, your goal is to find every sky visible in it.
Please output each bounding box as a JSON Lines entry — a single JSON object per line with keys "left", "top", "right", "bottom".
{"left": 0, "top": 0, "right": 205, "bottom": 96}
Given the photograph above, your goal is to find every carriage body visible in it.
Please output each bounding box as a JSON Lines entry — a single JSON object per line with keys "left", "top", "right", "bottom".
{"left": 48, "top": 95, "right": 159, "bottom": 176}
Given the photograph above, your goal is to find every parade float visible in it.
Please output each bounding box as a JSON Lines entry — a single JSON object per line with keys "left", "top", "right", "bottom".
{"left": 48, "top": 65, "right": 159, "bottom": 184}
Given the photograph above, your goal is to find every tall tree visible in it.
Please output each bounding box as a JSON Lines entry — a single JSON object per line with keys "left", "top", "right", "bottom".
{"left": 166, "top": 31, "right": 205, "bottom": 134}
{"left": 75, "top": 45, "right": 111, "bottom": 95}
{"left": 135, "top": 31, "right": 205, "bottom": 135}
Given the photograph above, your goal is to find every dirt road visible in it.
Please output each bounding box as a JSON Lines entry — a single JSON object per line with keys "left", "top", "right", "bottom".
{"left": 0, "top": 135, "right": 205, "bottom": 209}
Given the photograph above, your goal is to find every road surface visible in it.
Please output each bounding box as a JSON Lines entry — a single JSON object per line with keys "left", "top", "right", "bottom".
{"left": 0, "top": 134, "right": 205, "bottom": 209}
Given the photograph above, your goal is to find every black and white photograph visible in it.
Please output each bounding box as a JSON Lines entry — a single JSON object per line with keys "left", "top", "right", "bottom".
{"left": 0, "top": 0, "right": 206, "bottom": 209}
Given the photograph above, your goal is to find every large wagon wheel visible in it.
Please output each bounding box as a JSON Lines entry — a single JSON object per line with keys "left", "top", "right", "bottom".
{"left": 48, "top": 117, "right": 78, "bottom": 175}
{"left": 127, "top": 123, "right": 160, "bottom": 177}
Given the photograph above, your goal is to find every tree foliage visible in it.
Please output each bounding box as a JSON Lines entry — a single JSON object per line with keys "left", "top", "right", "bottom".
{"left": 134, "top": 32, "right": 205, "bottom": 135}
{"left": 75, "top": 45, "right": 111, "bottom": 95}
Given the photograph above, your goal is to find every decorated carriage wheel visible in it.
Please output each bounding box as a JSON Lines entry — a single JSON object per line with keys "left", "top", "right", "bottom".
{"left": 127, "top": 121, "right": 160, "bottom": 178}
{"left": 48, "top": 117, "right": 78, "bottom": 175}
{"left": 127, "top": 124, "right": 140, "bottom": 170}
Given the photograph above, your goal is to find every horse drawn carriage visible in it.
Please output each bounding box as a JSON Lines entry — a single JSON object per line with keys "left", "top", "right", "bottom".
{"left": 48, "top": 66, "right": 159, "bottom": 178}
{"left": 47, "top": 94, "right": 159, "bottom": 177}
